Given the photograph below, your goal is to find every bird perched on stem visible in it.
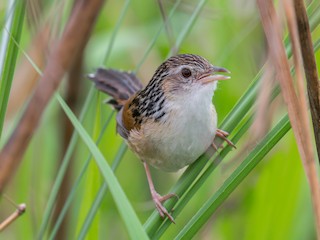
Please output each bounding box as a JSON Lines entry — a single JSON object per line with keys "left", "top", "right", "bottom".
{"left": 89, "top": 54, "right": 235, "bottom": 222}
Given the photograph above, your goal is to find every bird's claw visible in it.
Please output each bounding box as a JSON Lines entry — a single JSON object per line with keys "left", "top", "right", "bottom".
{"left": 214, "top": 129, "right": 236, "bottom": 149}
{"left": 151, "top": 191, "right": 178, "bottom": 223}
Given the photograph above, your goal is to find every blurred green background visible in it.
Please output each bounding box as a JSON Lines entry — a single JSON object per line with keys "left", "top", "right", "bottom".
{"left": 0, "top": 0, "right": 317, "bottom": 239}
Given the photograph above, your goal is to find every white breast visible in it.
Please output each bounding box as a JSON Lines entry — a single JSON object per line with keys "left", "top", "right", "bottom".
{"left": 128, "top": 83, "right": 218, "bottom": 172}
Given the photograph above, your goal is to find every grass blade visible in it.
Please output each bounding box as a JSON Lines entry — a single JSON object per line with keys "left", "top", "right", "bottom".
{"left": 135, "top": 0, "right": 182, "bottom": 71}
{"left": 77, "top": 143, "right": 127, "bottom": 239}
{"left": 102, "top": 0, "right": 131, "bottom": 66}
{"left": 56, "top": 94, "right": 148, "bottom": 240}
{"left": 170, "top": 0, "right": 207, "bottom": 55}
{"left": 48, "top": 112, "right": 114, "bottom": 240}
{"left": 37, "top": 87, "right": 96, "bottom": 239}
{"left": 0, "top": 0, "right": 25, "bottom": 139}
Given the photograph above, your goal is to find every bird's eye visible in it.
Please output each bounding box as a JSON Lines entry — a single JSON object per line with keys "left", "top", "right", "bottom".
{"left": 181, "top": 68, "right": 192, "bottom": 78}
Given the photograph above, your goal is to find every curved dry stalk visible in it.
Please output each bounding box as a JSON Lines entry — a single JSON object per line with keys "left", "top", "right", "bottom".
{"left": 0, "top": 0, "right": 105, "bottom": 192}
{"left": 257, "top": 0, "right": 320, "bottom": 238}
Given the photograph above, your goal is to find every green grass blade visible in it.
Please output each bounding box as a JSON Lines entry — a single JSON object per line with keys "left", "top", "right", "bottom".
{"left": 135, "top": 0, "right": 182, "bottom": 71}
{"left": 48, "top": 112, "right": 114, "bottom": 240}
{"left": 0, "top": 0, "right": 25, "bottom": 139}
{"left": 77, "top": 143, "right": 128, "bottom": 240}
{"left": 37, "top": 87, "right": 96, "bottom": 239}
{"left": 102, "top": 0, "right": 131, "bottom": 66}
{"left": 56, "top": 94, "right": 148, "bottom": 240}
{"left": 175, "top": 115, "right": 291, "bottom": 239}
{"left": 169, "top": 0, "right": 207, "bottom": 55}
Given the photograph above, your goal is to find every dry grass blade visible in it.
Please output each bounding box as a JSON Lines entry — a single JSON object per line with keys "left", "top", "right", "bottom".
{"left": 257, "top": 0, "right": 320, "bottom": 238}
{"left": 0, "top": 0, "right": 105, "bottom": 192}
{"left": 293, "top": 0, "right": 320, "bottom": 164}
{"left": 250, "top": 58, "right": 275, "bottom": 140}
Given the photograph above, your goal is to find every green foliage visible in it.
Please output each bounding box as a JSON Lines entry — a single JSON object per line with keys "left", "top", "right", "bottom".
{"left": 0, "top": 0, "right": 25, "bottom": 138}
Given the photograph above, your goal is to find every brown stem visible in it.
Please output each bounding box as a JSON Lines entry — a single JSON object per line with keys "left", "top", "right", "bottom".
{"left": 257, "top": 0, "right": 320, "bottom": 237}
{"left": 0, "top": 203, "right": 26, "bottom": 231}
{"left": 0, "top": 0, "right": 105, "bottom": 192}
{"left": 293, "top": 0, "right": 320, "bottom": 164}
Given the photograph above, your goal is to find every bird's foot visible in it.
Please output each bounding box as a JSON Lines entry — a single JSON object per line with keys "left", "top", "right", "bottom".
{"left": 214, "top": 129, "right": 236, "bottom": 149}
{"left": 151, "top": 191, "right": 178, "bottom": 223}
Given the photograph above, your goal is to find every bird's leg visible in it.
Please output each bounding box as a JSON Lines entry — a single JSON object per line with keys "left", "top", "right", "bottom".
{"left": 213, "top": 129, "right": 236, "bottom": 149}
{"left": 143, "top": 162, "right": 177, "bottom": 223}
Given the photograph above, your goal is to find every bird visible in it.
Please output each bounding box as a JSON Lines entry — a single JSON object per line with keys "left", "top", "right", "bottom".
{"left": 89, "top": 53, "right": 235, "bottom": 223}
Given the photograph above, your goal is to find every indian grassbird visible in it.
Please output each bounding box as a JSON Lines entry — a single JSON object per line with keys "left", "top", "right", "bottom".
{"left": 89, "top": 54, "right": 235, "bottom": 222}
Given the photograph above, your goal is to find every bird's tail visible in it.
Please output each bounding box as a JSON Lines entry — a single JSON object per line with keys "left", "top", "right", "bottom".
{"left": 88, "top": 68, "right": 143, "bottom": 111}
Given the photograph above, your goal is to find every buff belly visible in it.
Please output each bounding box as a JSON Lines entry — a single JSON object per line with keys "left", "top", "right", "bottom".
{"left": 128, "top": 104, "right": 217, "bottom": 172}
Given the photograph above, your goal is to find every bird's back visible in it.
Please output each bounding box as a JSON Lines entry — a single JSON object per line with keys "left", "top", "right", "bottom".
{"left": 89, "top": 68, "right": 143, "bottom": 139}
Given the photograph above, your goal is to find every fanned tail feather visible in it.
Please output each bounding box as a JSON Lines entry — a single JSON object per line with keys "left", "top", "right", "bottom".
{"left": 88, "top": 68, "right": 143, "bottom": 111}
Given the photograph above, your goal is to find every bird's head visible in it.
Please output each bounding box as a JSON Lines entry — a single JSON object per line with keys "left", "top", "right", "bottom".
{"left": 149, "top": 54, "right": 230, "bottom": 99}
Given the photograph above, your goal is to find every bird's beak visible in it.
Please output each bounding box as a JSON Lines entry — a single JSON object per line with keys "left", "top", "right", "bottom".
{"left": 200, "top": 66, "right": 231, "bottom": 84}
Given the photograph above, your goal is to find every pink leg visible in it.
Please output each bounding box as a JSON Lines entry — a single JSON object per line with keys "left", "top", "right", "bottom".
{"left": 143, "top": 162, "right": 178, "bottom": 223}
{"left": 214, "top": 129, "right": 236, "bottom": 149}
